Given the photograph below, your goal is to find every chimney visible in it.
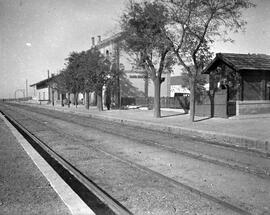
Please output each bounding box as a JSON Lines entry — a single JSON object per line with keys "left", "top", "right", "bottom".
{"left": 47, "top": 70, "right": 50, "bottom": 79}
{"left": 98, "top": 35, "right": 101, "bottom": 43}
{"left": 91, "top": 37, "right": 95, "bottom": 47}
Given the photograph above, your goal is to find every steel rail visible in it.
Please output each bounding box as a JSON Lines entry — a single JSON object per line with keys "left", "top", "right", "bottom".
{"left": 0, "top": 109, "right": 132, "bottom": 215}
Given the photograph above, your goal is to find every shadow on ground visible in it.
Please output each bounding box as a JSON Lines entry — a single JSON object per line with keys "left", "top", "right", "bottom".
{"left": 161, "top": 113, "right": 188, "bottom": 118}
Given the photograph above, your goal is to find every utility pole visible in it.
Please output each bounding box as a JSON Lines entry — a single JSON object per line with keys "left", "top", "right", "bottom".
{"left": 115, "top": 43, "right": 121, "bottom": 109}
{"left": 48, "top": 70, "right": 51, "bottom": 102}
{"left": 25, "top": 79, "right": 28, "bottom": 97}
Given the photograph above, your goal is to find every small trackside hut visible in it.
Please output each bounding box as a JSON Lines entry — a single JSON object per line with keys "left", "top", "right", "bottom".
{"left": 200, "top": 53, "right": 270, "bottom": 117}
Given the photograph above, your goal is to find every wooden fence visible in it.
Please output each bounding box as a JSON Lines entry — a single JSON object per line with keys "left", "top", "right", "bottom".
{"left": 195, "top": 89, "right": 236, "bottom": 118}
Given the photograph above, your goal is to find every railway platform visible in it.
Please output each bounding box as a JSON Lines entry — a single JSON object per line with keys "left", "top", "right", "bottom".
{"left": 0, "top": 113, "right": 89, "bottom": 215}
{"left": 10, "top": 100, "right": 270, "bottom": 154}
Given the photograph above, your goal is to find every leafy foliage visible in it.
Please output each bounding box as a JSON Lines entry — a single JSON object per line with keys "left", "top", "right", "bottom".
{"left": 120, "top": 0, "right": 174, "bottom": 117}
{"left": 58, "top": 48, "right": 111, "bottom": 106}
{"left": 160, "top": 0, "right": 255, "bottom": 121}
{"left": 83, "top": 48, "right": 111, "bottom": 92}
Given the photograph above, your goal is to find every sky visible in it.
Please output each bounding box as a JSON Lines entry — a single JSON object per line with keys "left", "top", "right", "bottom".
{"left": 0, "top": 0, "right": 270, "bottom": 99}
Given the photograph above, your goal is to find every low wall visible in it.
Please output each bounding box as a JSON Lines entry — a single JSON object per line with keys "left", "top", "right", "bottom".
{"left": 236, "top": 100, "right": 270, "bottom": 115}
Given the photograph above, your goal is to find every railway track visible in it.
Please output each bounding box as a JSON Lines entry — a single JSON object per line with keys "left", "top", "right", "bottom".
{"left": 7, "top": 103, "right": 270, "bottom": 179}
{"left": 0, "top": 109, "right": 132, "bottom": 215}
{"left": 0, "top": 104, "right": 264, "bottom": 214}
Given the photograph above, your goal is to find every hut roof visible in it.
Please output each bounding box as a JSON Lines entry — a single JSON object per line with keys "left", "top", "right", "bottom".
{"left": 203, "top": 53, "right": 270, "bottom": 74}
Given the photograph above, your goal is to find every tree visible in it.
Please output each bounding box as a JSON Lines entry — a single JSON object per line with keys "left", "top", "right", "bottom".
{"left": 160, "top": 0, "right": 255, "bottom": 121}
{"left": 179, "top": 69, "right": 208, "bottom": 102}
{"left": 60, "top": 48, "right": 111, "bottom": 111}
{"left": 120, "top": 0, "right": 174, "bottom": 118}
{"left": 78, "top": 50, "right": 94, "bottom": 110}
{"left": 83, "top": 48, "right": 111, "bottom": 111}
{"left": 63, "top": 51, "right": 85, "bottom": 108}
{"left": 54, "top": 70, "right": 68, "bottom": 107}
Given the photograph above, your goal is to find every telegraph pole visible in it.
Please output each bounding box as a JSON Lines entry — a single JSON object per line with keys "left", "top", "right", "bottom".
{"left": 115, "top": 43, "right": 121, "bottom": 108}
{"left": 25, "top": 79, "right": 28, "bottom": 97}
{"left": 48, "top": 70, "right": 51, "bottom": 102}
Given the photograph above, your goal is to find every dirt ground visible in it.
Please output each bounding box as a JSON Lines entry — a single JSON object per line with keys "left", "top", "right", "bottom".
{"left": 0, "top": 117, "right": 71, "bottom": 215}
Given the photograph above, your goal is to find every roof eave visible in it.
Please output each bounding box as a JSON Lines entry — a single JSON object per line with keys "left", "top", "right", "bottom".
{"left": 202, "top": 53, "right": 239, "bottom": 74}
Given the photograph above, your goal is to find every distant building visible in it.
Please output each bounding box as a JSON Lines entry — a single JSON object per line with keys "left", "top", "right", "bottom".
{"left": 30, "top": 33, "right": 189, "bottom": 107}
{"left": 30, "top": 72, "right": 69, "bottom": 105}
{"left": 93, "top": 33, "right": 171, "bottom": 101}
{"left": 169, "top": 76, "right": 190, "bottom": 97}
{"left": 30, "top": 72, "right": 52, "bottom": 102}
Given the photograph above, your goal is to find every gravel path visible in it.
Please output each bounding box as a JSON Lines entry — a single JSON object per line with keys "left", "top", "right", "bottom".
{"left": 0, "top": 117, "right": 71, "bottom": 215}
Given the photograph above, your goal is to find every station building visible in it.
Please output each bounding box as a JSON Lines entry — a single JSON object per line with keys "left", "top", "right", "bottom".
{"left": 93, "top": 33, "right": 173, "bottom": 99}
{"left": 30, "top": 33, "right": 188, "bottom": 107}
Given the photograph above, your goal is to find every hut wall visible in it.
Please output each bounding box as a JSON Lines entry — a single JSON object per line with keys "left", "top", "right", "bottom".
{"left": 242, "top": 71, "right": 264, "bottom": 100}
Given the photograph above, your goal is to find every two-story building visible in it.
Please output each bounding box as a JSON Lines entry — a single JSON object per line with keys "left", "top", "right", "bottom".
{"left": 30, "top": 33, "right": 189, "bottom": 107}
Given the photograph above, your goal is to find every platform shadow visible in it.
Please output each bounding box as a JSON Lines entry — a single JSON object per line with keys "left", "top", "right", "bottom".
{"left": 194, "top": 116, "right": 212, "bottom": 122}
{"left": 161, "top": 113, "right": 187, "bottom": 118}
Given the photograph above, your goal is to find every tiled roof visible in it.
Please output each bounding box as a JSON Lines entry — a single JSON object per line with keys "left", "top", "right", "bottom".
{"left": 30, "top": 77, "right": 53, "bottom": 87}
{"left": 30, "top": 74, "right": 60, "bottom": 87}
{"left": 203, "top": 53, "right": 270, "bottom": 73}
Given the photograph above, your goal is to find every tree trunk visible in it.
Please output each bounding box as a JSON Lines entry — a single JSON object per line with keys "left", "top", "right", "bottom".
{"left": 60, "top": 93, "right": 64, "bottom": 107}
{"left": 92, "top": 92, "right": 97, "bottom": 106}
{"left": 67, "top": 93, "right": 70, "bottom": 108}
{"left": 153, "top": 78, "right": 161, "bottom": 118}
{"left": 74, "top": 92, "right": 78, "bottom": 108}
{"left": 52, "top": 90, "right": 55, "bottom": 106}
{"left": 83, "top": 93, "right": 85, "bottom": 105}
{"left": 144, "top": 74, "right": 148, "bottom": 100}
{"left": 189, "top": 79, "right": 196, "bottom": 122}
{"left": 114, "top": 76, "right": 121, "bottom": 109}
{"left": 85, "top": 92, "right": 90, "bottom": 110}
{"left": 96, "top": 88, "right": 103, "bottom": 111}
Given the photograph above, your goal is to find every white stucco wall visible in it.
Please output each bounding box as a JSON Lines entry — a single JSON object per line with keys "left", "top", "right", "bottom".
{"left": 32, "top": 86, "right": 49, "bottom": 101}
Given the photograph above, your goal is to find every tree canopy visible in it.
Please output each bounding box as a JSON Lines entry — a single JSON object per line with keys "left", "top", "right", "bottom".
{"left": 120, "top": 0, "right": 174, "bottom": 118}
{"left": 59, "top": 48, "right": 111, "bottom": 110}
{"left": 120, "top": 0, "right": 254, "bottom": 120}
{"left": 162, "top": 0, "right": 255, "bottom": 121}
